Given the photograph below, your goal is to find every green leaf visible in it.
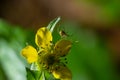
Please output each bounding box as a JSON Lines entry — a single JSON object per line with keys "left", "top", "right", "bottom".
{"left": 39, "top": 72, "right": 46, "bottom": 80}
{"left": 26, "top": 68, "right": 41, "bottom": 80}
{"left": 47, "top": 17, "right": 60, "bottom": 33}
{"left": 0, "top": 39, "right": 26, "bottom": 80}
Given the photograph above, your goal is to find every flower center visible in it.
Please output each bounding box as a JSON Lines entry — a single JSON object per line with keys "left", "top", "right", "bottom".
{"left": 47, "top": 55, "right": 56, "bottom": 65}
{"left": 38, "top": 53, "right": 60, "bottom": 70}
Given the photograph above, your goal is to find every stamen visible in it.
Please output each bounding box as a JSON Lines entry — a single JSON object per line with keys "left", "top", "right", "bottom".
{"left": 46, "top": 44, "right": 48, "bottom": 46}
{"left": 55, "top": 68, "right": 58, "bottom": 71}
{"left": 38, "top": 53, "right": 41, "bottom": 56}
{"left": 47, "top": 67, "right": 49, "bottom": 69}
{"left": 50, "top": 41, "right": 52, "bottom": 43}
{"left": 60, "top": 51, "right": 62, "bottom": 53}
{"left": 41, "top": 47, "right": 45, "bottom": 49}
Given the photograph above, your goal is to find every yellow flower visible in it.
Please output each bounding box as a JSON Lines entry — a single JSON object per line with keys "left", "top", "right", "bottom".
{"left": 21, "top": 46, "right": 38, "bottom": 63}
{"left": 54, "top": 39, "right": 72, "bottom": 57}
{"left": 21, "top": 27, "right": 72, "bottom": 80}
{"left": 35, "top": 27, "right": 52, "bottom": 49}
{"left": 52, "top": 65, "right": 72, "bottom": 80}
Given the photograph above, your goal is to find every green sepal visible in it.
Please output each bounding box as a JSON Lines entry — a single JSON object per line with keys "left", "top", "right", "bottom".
{"left": 26, "top": 67, "right": 41, "bottom": 80}
{"left": 47, "top": 17, "right": 61, "bottom": 33}
{"left": 39, "top": 72, "right": 46, "bottom": 80}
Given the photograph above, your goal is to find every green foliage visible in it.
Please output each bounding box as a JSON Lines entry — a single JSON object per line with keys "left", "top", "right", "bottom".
{"left": 0, "top": 20, "right": 27, "bottom": 80}
{"left": 26, "top": 67, "right": 56, "bottom": 80}
{"left": 26, "top": 68, "right": 42, "bottom": 80}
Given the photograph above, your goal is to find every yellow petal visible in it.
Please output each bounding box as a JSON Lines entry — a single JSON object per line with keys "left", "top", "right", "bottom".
{"left": 21, "top": 46, "right": 38, "bottom": 63}
{"left": 54, "top": 40, "right": 72, "bottom": 57}
{"left": 35, "top": 27, "right": 52, "bottom": 48}
{"left": 52, "top": 65, "right": 72, "bottom": 80}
